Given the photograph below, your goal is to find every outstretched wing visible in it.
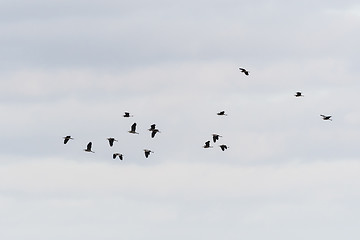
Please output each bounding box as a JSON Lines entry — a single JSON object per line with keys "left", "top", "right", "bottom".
{"left": 131, "top": 123, "right": 137, "bottom": 132}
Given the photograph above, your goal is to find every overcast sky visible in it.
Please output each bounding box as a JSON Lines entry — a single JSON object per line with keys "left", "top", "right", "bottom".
{"left": 1, "top": 0, "right": 360, "bottom": 239}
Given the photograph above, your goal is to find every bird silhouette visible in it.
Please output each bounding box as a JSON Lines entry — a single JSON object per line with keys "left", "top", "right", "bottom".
{"left": 203, "top": 141, "right": 213, "bottom": 148}
{"left": 212, "top": 134, "right": 222, "bottom": 143}
{"left": 123, "top": 112, "right": 133, "bottom": 117}
{"left": 113, "top": 153, "right": 123, "bottom": 160}
{"left": 295, "top": 92, "right": 304, "bottom": 97}
{"left": 63, "top": 136, "right": 73, "bottom": 144}
{"left": 107, "top": 138, "right": 118, "bottom": 147}
{"left": 128, "top": 123, "right": 139, "bottom": 134}
{"left": 219, "top": 144, "right": 229, "bottom": 151}
{"left": 144, "top": 149, "right": 154, "bottom": 158}
{"left": 217, "top": 111, "right": 227, "bottom": 116}
{"left": 84, "top": 142, "right": 95, "bottom": 153}
{"left": 239, "top": 68, "right": 249, "bottom": 75}
{"left": 320, "top": 115, "right": 332, "bottom": 121}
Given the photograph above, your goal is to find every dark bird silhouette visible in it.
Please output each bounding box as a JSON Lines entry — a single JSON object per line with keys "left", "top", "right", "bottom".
{"left": 123, "top": 112, "right": 133, "bottom": 117}
{"left": 148, "top": 124, "right": 161, "bottom": 138}
{"left": 212, "top": 134, "right": 222, "bottom": 143}
{"left": 239, "top": 68, "right": 249, "bottom": 75}
{"left": 144, "top": 149, "right": 154, "bottom": 158}
{"left": 219, "top": 144, "right": 229, "bottom": 151}
{"left": 203, "top": 141, "right": 213, "bottom": 148}
{"left": 217, "top": 111, "right": 227, "bottom": 116}
{"left": 84, "top": 142, "right": 95, "bottom": 153}
{"left": 113, "top": 153, "right": 123, "bottom": 160}
{"left": 63, "top": 136, "right": 73, "bottom": 144}
{"left": 320, "top": 115, "right": 332, "bottom": 121}
{"left": 107, "top": 138, "right": 118, "bottom": 147}
{"left": 128, "top": 123, "right": 139, "bottom": 134}
{"left": 295, "top": 92, "right": 304, "bottom": 97}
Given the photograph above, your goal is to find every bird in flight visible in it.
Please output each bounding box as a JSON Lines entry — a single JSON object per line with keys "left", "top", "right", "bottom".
{"left": 239, "top": 68, "right": 249, "bottom": 75}
{"left": 217, "top": 111, "right": 227, "bottom": 116}
{"left": 128, "top": 123, "right": 139, "bottom": 134}
{"left": 219, "top": 144, "right": 229, "bottom": 151}
{"left": 295, "top": 92, "right": 304, "bottom": 97}
{"left": 123, "top": 112, "right": 133, "bottom": 117}
{"left": 84, "top": 142, "right": 95, "bottom": 153}
{"left": 107, "top": 138, "right": 118, "bottom": 147}
{"left": 113, "top": 153, "right": 123, "bottom": 160}
{"left": 144, "top": 149, "right": 154, "bottom": 158}
{"left": 149, "top": 124, "right": 161, "bottom": 138}
{"left": 203, "top": 141, "right": 213, "bottom": 148}
{"left": 212, "top": 134, "right": 222, "bottom": 143}
{"left": 320, "top": 115, "right": 332, "bottom": 121}
{"left": 63, "top": 136, "right": 73, "bottom": 144}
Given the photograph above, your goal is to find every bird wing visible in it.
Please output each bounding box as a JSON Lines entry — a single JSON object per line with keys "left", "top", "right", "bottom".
{"left": 119, "top": 154, "right": 123, "bottom": 160}
{"left": 108, "top": 138, "right": 114, "bottom": 146}
{"left": 87, "top": 142, "right": 92, "bottom": 150}
{"left": 64, "top": 138, "right": 69, "bottom": 144}
{"left": 150, "top": 124, "right": 156, "bottom": 130}
{"left": 113, "top": 153, "right": 117, "bottom": 159}
{"left": 145, "top": 151, "right": 149, "bottom": 158}
{"left": 131, "top": 123, "right": 137, "bottom": 131}
{"left": 151, "top": 130, "right": 157, "bottom": 138}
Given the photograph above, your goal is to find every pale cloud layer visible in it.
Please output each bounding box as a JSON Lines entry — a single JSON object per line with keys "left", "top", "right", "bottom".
{"left": 1, "top": 0, "right": 360, "bottom": 239}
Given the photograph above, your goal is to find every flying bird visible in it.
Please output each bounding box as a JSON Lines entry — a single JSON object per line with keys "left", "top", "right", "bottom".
{"left": 107, "top": 138, "right": 118, "bottom": 147}
{"left": 203, "top": 141, "right": 213, "bottom": 148}
{"left": 113, "top": 153, "right": 123, "bottom": 160}
{"left": 320, "top": 115, "right": 332, "bottom": 121}
{"left": 212, "top": 134, "right": 222, "bottom": 143}
{"left": 295, "top": 92, "right": 304, "bottom": 97}
{"left": 239, "top": 68, "right": 249, "bottom": 75}
{"left": 63, "top": 135, "right": 73, "bottom": 144}
{"left": 84, "top": 142, "right": 95, "bottom": 153}
{"left": 128, "top": 123, "right": 139, "bottom": 134}
{"left": 217, "top": 111, "right": 227, "bottom": 116}
{"left": 219, "top": 144, "right": 229, "bottom": 151}
{"left": 144, "top": 149, "right": 154, "bottom": 158}
{"left": 123, "top": 112, "right": 133, "bottom": 117}
{"left": 148, "top": 124, "right": 161, "bottom": 138}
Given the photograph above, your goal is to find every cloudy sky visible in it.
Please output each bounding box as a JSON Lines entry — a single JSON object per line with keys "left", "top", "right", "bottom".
{"left": 1, "top": 0, "right": 360, "bottom": 239}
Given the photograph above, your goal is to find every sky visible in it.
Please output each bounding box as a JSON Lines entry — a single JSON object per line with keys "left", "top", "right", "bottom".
{"left": 1, "top": 0, "right": 360, "bottom": 239}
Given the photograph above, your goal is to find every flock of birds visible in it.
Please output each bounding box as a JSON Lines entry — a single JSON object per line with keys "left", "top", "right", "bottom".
{"left": 63, "top": 111, "right": 159, "bottom": 160}
{"left": 62, "top": 67, "right": 333, "bottom": 161}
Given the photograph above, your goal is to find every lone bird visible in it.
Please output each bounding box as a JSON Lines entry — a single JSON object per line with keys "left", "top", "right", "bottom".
{"left": 144, "top": 149, "right": 154, "bottom": 158}
{"left": 107, "top": 138, "right": 118, "bottom": 147}
{"left": 320, "top": 115, "right": 332, "bottom": 121}
{"left": 217, "top": 111, "right": 227, "bottom": 116}
{"left": 219, "top": 144, "right": 229, "bottom": 151}
{"left": 113, "top": 153, "right": 123, "bottom": 160}
{"left": 295, "top": 92, "right": 304, "bottom": 97}
{"left": 128, "top": 123, "right": 139, "bottom": 134}
{"left": 149, "top": 124, "right": 161, "bottom": 138}
{"left": 212, "top": 134, "right": 222, "bottom": 143}
{"left": 63, "top": 136, "right": 73, "bottom": 144}
{"left": 123, "top": 112, "right": 133, "bottom": 117}
{"left": 239, "top": 67, "right": 249, "bottom": 75}
{"left": 203, "top": 141, "right": 213, "bottom": 148}
{"left": 84, "top": 142, "right": 95, "bottom": 153}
